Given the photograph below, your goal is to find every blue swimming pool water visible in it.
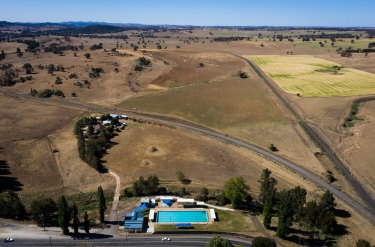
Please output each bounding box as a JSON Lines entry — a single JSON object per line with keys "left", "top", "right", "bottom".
{"left": 157, "top": 211, "right": 208, "bottom": 223}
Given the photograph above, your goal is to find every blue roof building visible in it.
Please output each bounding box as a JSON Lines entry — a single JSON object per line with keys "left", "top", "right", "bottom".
{"left": 124, "top": 212, "right": 144, "bottom": 232}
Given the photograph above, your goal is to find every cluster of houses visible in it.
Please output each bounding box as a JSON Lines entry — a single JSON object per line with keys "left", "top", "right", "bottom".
{"left": 93, "top": 114, "right": 129, "bottom": 133}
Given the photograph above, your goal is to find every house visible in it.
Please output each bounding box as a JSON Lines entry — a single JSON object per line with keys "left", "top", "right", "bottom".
{"left": 121, "top": 115, "right": 128, "bottom": 120}
{"left": 103, "top": 120, "right": 111, "bottom": 126}
{"left": 124, "top": 212, "right": 144, "bottom": 233}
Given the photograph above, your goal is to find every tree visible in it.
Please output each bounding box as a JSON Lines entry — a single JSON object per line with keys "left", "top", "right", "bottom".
{"left": 0, "top": 191, "right": 26, "bottom": 220}
{"left": 258, "top": 169, "right": 277, "bottom": 204}
{"left": 58, "top": 196, "right": 70, "bottom": 235}
{"left": 290, "top": 186, "right": 306, "bottom": 221}
{"left": 23, "top": 63, "right": 33, "bottom": 74}
{"left": 252, "top": 237, "right": 276, "bottom": 247}
{"left": 84, "top": 211, "right": 90, "bottom": 235}
{"left": 302, "top": 200, "right": 319, "bottom": 229}
{"left": 263, "top": 187, "right": 275, "bottom": 229}
{"left": 206, "top": 236, "right": 234, "bottom": 247}
{"left": 72, "top": 202, "right": 79, "bottom": 236}
{"left": 239, "top": 71, "right": 248, "bottom": 78}
{"left": 356, "top": 239, "right": 371, "bottom": 247}
{"left": 276, "top": 190, "right": 294, "bottom": 238}
{"left": 87, "top": 124, "right": 94, "bottom": 136}
{"left": 269, "top": 144, "right": 278, "bottom": 152}
{"left": 176, "top": 171, "right": 186, "bottom": 184}
{"left": 84, "top": 53, "right": 91, "bottom": 59}
{"left": 98, "top": 186, "right": 106, "bottom": 223}
{"left": 47, "top": 64, "right": 55, "bottom": 74}
{"left": 224, "top": 177, "right": 251, "bottom": 209}
{"left": 30, "top": 198, "right": 57, "bottom": 225}
{"left": 196, "top": 187, "right": 209, "bottom": 202}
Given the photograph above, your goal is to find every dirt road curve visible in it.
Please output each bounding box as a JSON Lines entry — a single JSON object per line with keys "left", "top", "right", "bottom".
{"left": 1, "top": 89, "right": 374, "bottom": 226}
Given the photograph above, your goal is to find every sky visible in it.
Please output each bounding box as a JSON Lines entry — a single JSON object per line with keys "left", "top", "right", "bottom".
{"left": 1, "top": 0, "right": 374, "bottom": 27}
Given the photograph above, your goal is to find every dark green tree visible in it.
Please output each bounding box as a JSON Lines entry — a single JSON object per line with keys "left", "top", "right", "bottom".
{"left": 30, "top": 198, "right": 57, "bottom": 225}
{"left": 302, "top": 200, "right": 319, "bottom": 229}
{"left": 84, "top": 53, "right": 91, "bottom": 59}
{"left": 58, "top": 196, "right": 70, "bottom": 235}
{"left": 98, "top": 186, "right": 106, "bottom": 223}
{"left": 84, "top": 211, "right": 90, "bottom": 235}
{"left": 72, "top": 202, "right": 79, "bottom": 236}
{"left": 0, "top": 191, "right": 26, "bottom": 220}
{"left": 176, "top": 171, "right": 186, "bottom": 184}
{"left": 318, "top": 191, "right": 337, "bottom": 234}
{"left": 252, "top": 237, "right": 276, "bottom": 247}
{"left": 276, "top": 190, "right": 294, "bottom": 238}
{"left": 206, "top": 236, "right": 234, "bottom": 247}
{"left": 290, "top": 186, "right": 306, "bottom": 221}
{"left": 258, "top": 169, "right": 277, "bottom": 204}
{"left": 263, "top": 187, "right": 276, "bottom": 229}
{"left": 87, "top": 124, "right": 94, "bottom": 136}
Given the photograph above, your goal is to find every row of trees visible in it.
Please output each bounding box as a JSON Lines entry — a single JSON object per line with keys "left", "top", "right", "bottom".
{"left": 1, "top": 186, "right": 106, "bottom": 236}
{"left": 259, "top": 169, "right": 338, "bottom": 238}
{"left": 74, "top": 116, "right": 117, "bottom": 171}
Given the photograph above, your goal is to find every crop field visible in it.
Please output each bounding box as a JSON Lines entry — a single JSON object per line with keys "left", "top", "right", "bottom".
{"left": 247, "top": 55, "right": 375, "bottom": 97}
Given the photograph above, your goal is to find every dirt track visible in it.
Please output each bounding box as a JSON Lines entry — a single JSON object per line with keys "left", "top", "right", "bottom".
{"left": 1, "top": 89, "right": 375, "bottom": 226}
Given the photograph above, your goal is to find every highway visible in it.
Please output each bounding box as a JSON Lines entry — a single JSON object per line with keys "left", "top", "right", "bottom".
{"left": 1, "top": 89, "right": 375, "bottom": 226}
{"left": 0, "top": 236, "right": 251, "bottom": 246}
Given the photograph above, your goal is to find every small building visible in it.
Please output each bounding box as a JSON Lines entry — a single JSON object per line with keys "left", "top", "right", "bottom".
{"left": 124, "top": 212, "right": 144, "bottom": 233}
{"left": 121, "top": 115, "right": 128, "bottom": 120}
{"left": 110, "top": 114, "right": 120, "bottom": 119}
{"left": 140, "top": 197, "right": 152, "bottom": 206}
{"left": 103, "top": 120, "right": 111, "bottom": 126}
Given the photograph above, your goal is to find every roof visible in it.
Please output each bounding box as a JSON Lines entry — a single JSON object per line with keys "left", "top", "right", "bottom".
{"left": 162, "top": 199, "right": 173, "bottom": 204}
{"left": 124, "top": 223, "right": 143, "bottom": 229}
{"left": 140, "top": 197, "right": 150, "bottom": 203}
{"left": 124, "top": 212, "right": 144, "bottom": 229}
{"left": 134, "top": 203, "right": 148, "bottom": 212}
{"left": 110, "top": 114, "right": 120, "bottom": 118}
{"left": 103, "top": 120, "right": 111, "bottom": 125}
{"left": 209, "top": 209, "right": 216, "bottom": 219}
{"left": 94, "top": 124, "right": 105, "bottom": 131}
{"left": 149, "top": 209, "right": 155, "bottom": 220}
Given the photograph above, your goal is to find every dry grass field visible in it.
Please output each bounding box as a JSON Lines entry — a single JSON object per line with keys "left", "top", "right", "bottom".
{"left": 0, "top": 95, "right": 114, "bottom": 194}
{"left": 247, "top": 55, "right": 375, "bottom": 97}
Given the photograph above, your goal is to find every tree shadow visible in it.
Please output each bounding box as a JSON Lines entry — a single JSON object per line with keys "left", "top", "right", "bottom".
{"left": 335, "top": 209, "right": 351, "bottom": 218}
{"left": 0, "top": 160, "right": 23, "bottom": 192}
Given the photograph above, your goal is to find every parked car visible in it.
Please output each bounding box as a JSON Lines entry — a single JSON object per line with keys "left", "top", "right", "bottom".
{"left": 4, "top": 238, "right": 14, "bottom": 243}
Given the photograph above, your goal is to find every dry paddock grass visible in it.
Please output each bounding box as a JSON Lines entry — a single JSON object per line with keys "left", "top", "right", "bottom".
{"left": 0, "top": 95, "right": 114, "bottom": 194}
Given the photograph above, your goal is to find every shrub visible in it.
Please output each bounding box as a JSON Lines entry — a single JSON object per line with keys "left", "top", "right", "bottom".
{"left": 252, "top": 237, "right": 276, "bottom": 247}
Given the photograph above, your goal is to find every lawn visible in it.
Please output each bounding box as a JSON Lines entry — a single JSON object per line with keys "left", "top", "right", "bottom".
{"left": 247, "top": 55, "right": 375, "bottom": 97}
{"left": 155, "top": 209, "right": 257, "bottom": 234}
{"left": 119, "top": 78, "right": 286, "bottom": 129}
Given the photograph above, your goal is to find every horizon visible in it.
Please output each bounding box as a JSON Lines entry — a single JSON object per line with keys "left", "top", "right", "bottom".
{"left": 1, "top": 0, "right": 374, "bottom": 27}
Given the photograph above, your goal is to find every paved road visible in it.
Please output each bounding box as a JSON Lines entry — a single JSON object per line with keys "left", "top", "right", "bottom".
{"left": 0, "top": 236, "right": 251, "bottom": 246}
{"left": 234, "top": 56, "right": 375, "bottom": 214}
{"left": 1, "top": 90, "right": 375, "bottom": 225}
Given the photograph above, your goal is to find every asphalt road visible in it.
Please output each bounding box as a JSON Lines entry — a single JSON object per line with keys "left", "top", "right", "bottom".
{"left": 0, "top": 236, "right": 251, "bottom": 246}
{"left": 1, "top": 89, "right": 375, "bottom": 225}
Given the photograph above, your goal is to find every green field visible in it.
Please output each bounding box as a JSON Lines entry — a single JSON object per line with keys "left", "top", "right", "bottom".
{"left": 155, "top": 209, "right": 256, "bottom": 234}
{"left": 247, "top": 55, "right": 375, "bottom": 97}
{"left": 119, "top": 78, "right": 286, "bottom": 129}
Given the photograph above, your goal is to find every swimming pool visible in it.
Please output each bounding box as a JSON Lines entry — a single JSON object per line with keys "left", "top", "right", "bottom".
{"left": 157, "top": 210, "right": 208, "bottom": 223}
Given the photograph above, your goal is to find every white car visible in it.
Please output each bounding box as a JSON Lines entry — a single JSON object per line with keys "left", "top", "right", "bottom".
{"left": 4, "top": 238, "right": 14, "bottom": 243}
{"left": 162, "top": 237, "right": 171, "bottom": 241}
